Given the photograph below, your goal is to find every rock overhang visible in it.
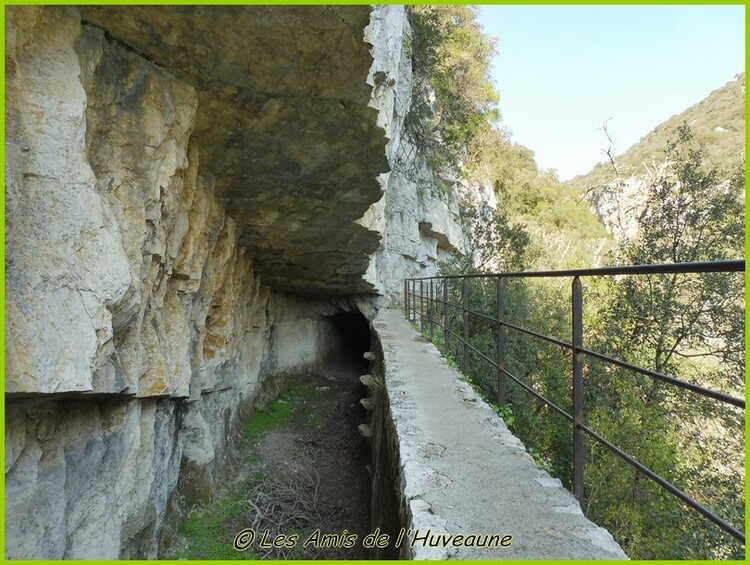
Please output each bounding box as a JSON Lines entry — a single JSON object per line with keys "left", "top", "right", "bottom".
{"left": 81, "top": 5, "right": 390, "bottom": 296}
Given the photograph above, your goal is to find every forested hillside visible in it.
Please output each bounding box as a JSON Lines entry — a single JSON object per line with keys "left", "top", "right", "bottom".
{"left": 407, "top": 6, "right": 611, "bottom": 275}
{"left": 408, "top": 6, "right": 745, "bottom": 560}
{"left": 567, "top": 73, "right": 745, "bottom": 196}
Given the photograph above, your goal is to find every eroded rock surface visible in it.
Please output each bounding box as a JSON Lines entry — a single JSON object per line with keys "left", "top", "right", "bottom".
{"left": 360, "top": 7, "right": 466, "bottom": 300}
{"left": 5, "top": 5, "right": 467, "bottom": 559}
{"left": 81, "top": 5, "right": 389, "bottom": 295}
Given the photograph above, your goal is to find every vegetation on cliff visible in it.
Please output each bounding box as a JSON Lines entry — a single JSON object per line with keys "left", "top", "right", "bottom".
{"left": 584, "top": 126, "right": 744, "bottom": 557}
{"left": 407, "top": 5, "right": 499, "bottom": 174}
{"left": 408, "top": 5, "right": 745, "bottom": 559}
{"left": 408, "top": 5, "right": 610, "bottom": 273}
{"left": 566, "top": 73, "right": 745, "bottom": 197}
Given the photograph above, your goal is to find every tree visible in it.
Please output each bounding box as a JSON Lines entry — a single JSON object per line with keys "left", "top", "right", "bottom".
{"left": 607, "top": 124, "right": 744, "bottom": 377}
{"left": 408, "top": 5, "right": 499, "bottom": 174}
{"left": 450, "top": 200, "right": 530, "bottom": 275}
{"left": 586, "top": 124, "right": 745, "bottom": 559}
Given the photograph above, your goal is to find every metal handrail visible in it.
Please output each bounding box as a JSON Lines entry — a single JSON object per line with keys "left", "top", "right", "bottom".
{"left": 403, "top": 259, "right": 745, "bottom": 545}
{"left": 407, "top": 259, "right": 745, "bottom": 280}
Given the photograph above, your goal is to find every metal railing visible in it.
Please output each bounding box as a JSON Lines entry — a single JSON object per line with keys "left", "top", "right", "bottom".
{"left": 404, "top": 259, "right": 745, "bottom": 544}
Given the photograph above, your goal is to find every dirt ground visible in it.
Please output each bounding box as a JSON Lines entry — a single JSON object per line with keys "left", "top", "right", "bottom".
{"left": 166, "top": 356, "right": 372, "bottom": 560}
{"left": 244, "top": 361, "right": 372, "bottom": 559}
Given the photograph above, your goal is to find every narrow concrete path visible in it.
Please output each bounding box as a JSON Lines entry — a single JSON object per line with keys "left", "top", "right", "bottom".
{"left": 373, "top": 308, "right": 627, "bottom": 560}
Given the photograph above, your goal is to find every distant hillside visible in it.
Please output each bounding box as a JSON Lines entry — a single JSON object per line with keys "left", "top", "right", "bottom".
{"left": 567, "top": 73, "right": 745, "bottom": 196}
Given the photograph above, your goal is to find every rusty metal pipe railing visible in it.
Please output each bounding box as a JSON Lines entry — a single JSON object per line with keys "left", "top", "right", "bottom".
{"left": 417, "top": 259, "right": 744, "bottom": 280}
{"left": 404, "top": 260, "right": 745, "bottom": 545}
{"left": 496, "top": 277, "right": 506, "bottom": 407}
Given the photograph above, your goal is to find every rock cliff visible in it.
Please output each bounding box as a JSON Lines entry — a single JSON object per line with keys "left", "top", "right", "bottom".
{"left": 571, "top": 74, "right": 745, "bottom": 243}
{"left": 5, "top": 6, "right": 466, "bottom": 558}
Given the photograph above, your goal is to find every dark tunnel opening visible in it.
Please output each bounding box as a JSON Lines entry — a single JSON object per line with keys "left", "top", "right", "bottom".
{"left": 158, "top": 309, "right": 380, "bottom": 558}
{"left": 325, "top": 311, "right": 373, "bottom": 372}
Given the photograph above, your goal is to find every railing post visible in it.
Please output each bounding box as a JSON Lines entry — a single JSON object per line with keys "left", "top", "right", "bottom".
{"left": 572, "top": 276, "right": 584, "bottom": 504}
{"left": 407, "top": 279, "right": 411, "bottom": 321}
{"left": 404, "top": 279, "right": 409, "bottom": 320}
{"left": 413, "top": 279, "right": 418, "bottom": 323}
{"left": 411, "top": 279, "right": 417, "bottom": 322}
{"left": 429, "top": 278, "right": 435, "bottom": 337}
{"left": 462, "top": 277, "right": 469, "bottom": 375}
{"left": 443, "top": 278, "right": 449, "bottom": 350}
{"left": 496, "top": 276, "right": 506, "bottom": 406}
{"left": 420, "top": 280, "right": 425, "bottom": 332}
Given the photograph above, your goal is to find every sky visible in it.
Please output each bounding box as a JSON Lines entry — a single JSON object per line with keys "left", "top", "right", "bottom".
{"left": 476, "top": 5, "right": 746, "bottom": 181}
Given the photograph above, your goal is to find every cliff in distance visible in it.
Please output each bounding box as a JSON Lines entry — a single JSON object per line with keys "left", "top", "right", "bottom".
{"left": 567, "top": 74, "right": 745, "bottom": 241}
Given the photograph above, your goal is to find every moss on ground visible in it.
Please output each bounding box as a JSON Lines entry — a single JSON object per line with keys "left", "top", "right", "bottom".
{"left": 173, "top": 381, "right": 322, "bottom": 560}
{"left": 242, "top": 399, "right": 293, "bottom": 441}
{"left": 177, "top": 484, "right": 260, "bottom": 560}
{"left": 169, "top": 372, "right": 370, "bottom": 560}
{"left": 241, "top": 382, "right": 324, "bottom": 437}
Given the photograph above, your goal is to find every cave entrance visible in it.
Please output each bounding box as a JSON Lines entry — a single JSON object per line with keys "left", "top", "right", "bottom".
{"left": 166, "top": 309, "right": 376, "bottom": 559}
{"left": 238, "top": 309, "right": 374, "bottom": 558}
{"left": 322, "top": 310, "right": 373, "bottom": 373}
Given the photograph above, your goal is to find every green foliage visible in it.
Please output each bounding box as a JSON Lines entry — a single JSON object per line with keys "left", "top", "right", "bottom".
{"left": 584, "top": 126, "right": 745, "bottom": 558}
{"left": 419, "top": 126, "right": 744, "bottom": 559}
{"left": 466, "top": 124, "right": 612, "bottom": 274}
{"left": 567, "top": 73, "right": 745, "bottom": 196}
{"left": 175, "top": 382, "right": 327, "bottom": 560}
{"left": 242, "top": 399, "right": 293, "bottom": 441}
{"left": 481, "top": 129, "right": 607, "bottom": 236}
{"left": 408, "top": 5, "right": 611, "bottom": 271}
{"left": 602, "top": 124, "right": 744, "bottom": 377}
{"left": 408, "top": 5, "right": 499, "bottom": 173}
{"left": 626, "top": 124, "right": 744, "bottom": 263}
{"left": 241, "top": 383, "right": 325, "bottom": 439}
{"left": 408, "top": 9, "right": 742, "bottom": 558}
{"left": 176, "top": 478, "right": 262, "bottom": 560}
{"left": 447, "top": 200, "right": 530, "bottom": 275}
{"left": 493, "top": 403, "right": 514, "bottom": 428}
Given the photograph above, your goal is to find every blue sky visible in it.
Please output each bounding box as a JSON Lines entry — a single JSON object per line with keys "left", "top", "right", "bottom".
{"left": 477, "top": 5, "right": 746, "bottom": 181}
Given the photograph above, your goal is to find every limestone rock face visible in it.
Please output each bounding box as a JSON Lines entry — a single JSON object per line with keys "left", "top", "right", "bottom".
{"left": 5, "top": 5, "right": 469, "bottom": 559}
{"left": 587, "top": 175, "right": 650, "bottom": 243}
{"left": 81, "top": 5, "right": 390, "bottom": 296}
{"left": 6, "top": 399, "right": 182, "bottom": 559}
{"left": 361, "top": 6, "right": 466, "bottom": 303}
{"left": 7, "top": 7, "right": 272, "bottom": 558}
{"left": 6, "top": 6, "right": 132, "bottom": 395}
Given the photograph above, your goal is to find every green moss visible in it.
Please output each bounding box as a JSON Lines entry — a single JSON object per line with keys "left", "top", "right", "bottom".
{"left": 279, "top": 382, "right": 316, "bottom": 403}
{"left": 176, "top": 490, "right": 261, "bottom": 560}
{"left": 175, "top": 381, "right": 330, "bottom": 559}
{"left": 242, "top": 399, "right": 293, "bottom": 440}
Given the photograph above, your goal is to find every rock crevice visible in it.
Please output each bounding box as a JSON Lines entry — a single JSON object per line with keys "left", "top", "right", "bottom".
{"left": 5, "top": 6, "right": 468, "bottom": 558}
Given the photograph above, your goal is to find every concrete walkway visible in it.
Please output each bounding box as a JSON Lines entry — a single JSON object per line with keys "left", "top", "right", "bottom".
{"left": 373, "top": 308, "right": 628, "bottom": 560}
